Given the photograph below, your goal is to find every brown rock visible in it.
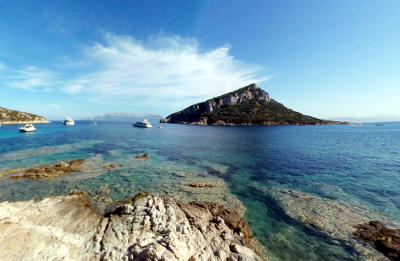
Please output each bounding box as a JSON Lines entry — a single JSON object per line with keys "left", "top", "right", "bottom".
{"left": 0, "top": 168, "right": 25, "bottom": 177}
{"left": 69, "top": 159, "right": 86, "bottom": 171}
{"left": 354, "top": 221, "right": 400, "bottom": 260}
{"left": 135, "top": 153, "right": 148, "bottom": 159}
{"left": 69, "top": 190, "right": 87, "bottom": 196}
{"left": 11, "top": 159, "right": 86, "bottom": 179}
{"left": 55, "top": 161, "right": 69, "bottom": 168}
{"left": 188, "top": 183, "right": 216, "bottom": 188}
{"left": 103, "top": 163, "right": 117, "bottom": 169}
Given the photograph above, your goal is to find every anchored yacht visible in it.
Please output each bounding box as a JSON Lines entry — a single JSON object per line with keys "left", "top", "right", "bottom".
{"left": 133, "top": 119, "right": 152, "bottom": 128}
{"left": 63, "top": 116, "right": 75, "bottom": 126}
{"left": 19, "top": 124, "right": 36, "bottom": 132}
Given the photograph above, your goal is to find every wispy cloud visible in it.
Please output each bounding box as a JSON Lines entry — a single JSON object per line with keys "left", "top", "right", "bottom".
{"left": 1, "top": 34, "right": 271, "bottom": 109}
{"left": 0, "top": 65, "right": 56, "bottom": 92}
{"left": 63, "top": 34, "right": 270, "bottom": 106}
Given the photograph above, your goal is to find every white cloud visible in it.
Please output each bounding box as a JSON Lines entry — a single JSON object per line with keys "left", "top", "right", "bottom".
{"left": 1, "top": 34, "right": 271, "bottom": 110}
{"left": 0, "top": 65, "right": 56, "bottom": 92}
{"left": 63, "top": 34, "right": 271, "bottom": 106}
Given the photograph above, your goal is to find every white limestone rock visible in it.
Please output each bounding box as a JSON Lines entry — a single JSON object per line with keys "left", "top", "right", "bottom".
{"left": 0, "top": 191, "right": 264, "bottom": 261}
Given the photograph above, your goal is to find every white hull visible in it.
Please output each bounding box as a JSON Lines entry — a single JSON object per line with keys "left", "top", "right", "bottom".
{"left": 133, "top": 119, "right": 152, "bottom": 128}
{"left": 63, "top": 116, "right": 75, "bottom": 126}
{"left": 19, "top": 129, "right": 36, "bottom": 132}
{"left": 19, "top": 124, "right": 36, "bottom": 132}
{"left": 133, "top": 123, "right": 152, "bottom": 128}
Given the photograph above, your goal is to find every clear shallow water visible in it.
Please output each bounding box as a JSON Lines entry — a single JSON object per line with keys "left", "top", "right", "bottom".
{"left": 1, "top": 121, "right": 399, "bottom": 260}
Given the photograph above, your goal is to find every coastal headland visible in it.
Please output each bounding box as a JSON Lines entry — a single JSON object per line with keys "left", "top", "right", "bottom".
{"left": 0, "top": 106, "right": 50, "bottom": 125}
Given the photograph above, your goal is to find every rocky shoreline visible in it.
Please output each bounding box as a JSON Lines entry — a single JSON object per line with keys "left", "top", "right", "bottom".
{"left": 1, "top": 156, "right": 398, "bottom": 260}
{"left": 0, "top": 120, "right": 51, "bottom": 125}
{"left": 162, "top": 121, "right": 347, "bottom": 126}
{"left": 0, "top": 191, "right": 265, "bottom": 261}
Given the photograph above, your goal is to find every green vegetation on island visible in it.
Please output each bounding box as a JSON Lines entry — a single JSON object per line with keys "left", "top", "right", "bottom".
{"left": 0, "top": 106, "right": 49, "bottom": 124}
{"left": 163, "top": 83, "right": 346, "bottom": 126}
{"left": 206, "top": 99, "right": 336, "bottom": 125}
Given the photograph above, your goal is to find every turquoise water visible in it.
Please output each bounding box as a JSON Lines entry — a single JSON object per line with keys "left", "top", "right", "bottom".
{"left": 1, "top": 121, "right": 399, "bottom": 260}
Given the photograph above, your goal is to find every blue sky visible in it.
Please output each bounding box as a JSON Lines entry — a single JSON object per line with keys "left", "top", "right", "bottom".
{"left": 0, "top": 0, "right": 399, "bottom": 120}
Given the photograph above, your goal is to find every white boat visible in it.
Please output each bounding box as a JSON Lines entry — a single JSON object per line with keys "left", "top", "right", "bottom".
{"left": 133, "top": 119, "right": 152, "bottom": 128}
{"left": 63, "top": 116, "right": 75, "bottom": 126}
{"left": 19, "top": 124, "right": 36, "bottom": 132}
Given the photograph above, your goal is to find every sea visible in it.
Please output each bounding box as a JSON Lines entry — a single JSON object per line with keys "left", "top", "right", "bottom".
{"left": 0, "top": 121, "right": 399, "bottom": 260}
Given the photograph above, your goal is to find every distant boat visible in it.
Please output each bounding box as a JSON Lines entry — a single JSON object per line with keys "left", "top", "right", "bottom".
{"left": 374, "top": 123, "right": 384, "bottom": 126}
{"left": 19, "top": 124, "right": 36, "bottom": 132}
{"left": 91, "top": 121, "right": 98, "bottom": 125}
{"left": 63, "top": 116, "right": 75, "bottom": 126}
{"left": 133, "top": 119, "right": 152, "bottom": 128}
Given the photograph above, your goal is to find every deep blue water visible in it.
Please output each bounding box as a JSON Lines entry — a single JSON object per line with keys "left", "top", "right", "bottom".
{"left": 0, "top": 121, "right": 399, "bottom": 260}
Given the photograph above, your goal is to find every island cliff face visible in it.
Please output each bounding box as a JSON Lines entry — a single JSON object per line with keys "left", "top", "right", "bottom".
{"left": 162, "top": 83, "right": 346, "bottom": 126}
{"left": 0, "top": 106, "right": 49, "bottom": 124}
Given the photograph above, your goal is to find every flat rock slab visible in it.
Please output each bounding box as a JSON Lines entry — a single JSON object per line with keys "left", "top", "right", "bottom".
{"left": 270, "top": 189, "right": 397, "bottom": 261}
{"left": 0, "top": 191, "right": 101, "bottom": 260}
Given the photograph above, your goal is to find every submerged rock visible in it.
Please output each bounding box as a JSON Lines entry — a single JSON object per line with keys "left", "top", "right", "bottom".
{"left": 102, "top": 162, "right": 118, "bottom": 169}
{"left": 0, "top": 168, "right": 25, "bottom": 178}
{"left": 11, "top": 159, "right": 86, "bottom": 179}
{"left": 354, "top": 221, "right": 400, "bottom": 260}
{"left": 270, "top": 189, "right": 397, "bottom": 260}
{"left": 0, "top": 192, "right": 264, "bottom": 260}
{"left": 158, "top": 175, "right": 247, "bottom": 217}
{"left": 135, "top": 153, "right": 149, "bottom": 159}
{"left": 188, "top": 183, "right": 216, "bottom": 188}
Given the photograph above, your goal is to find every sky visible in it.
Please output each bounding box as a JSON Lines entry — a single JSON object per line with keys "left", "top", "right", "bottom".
{"left": 0, "top": 0, "right": 399, "bottom": 120}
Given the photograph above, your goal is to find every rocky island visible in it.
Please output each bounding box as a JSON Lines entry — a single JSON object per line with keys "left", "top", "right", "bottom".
{"left": 0, "top": 106, "right": 50, "bottom": 124}
{"left": 161, "top": 84, "right": 346, "bottom": 126}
